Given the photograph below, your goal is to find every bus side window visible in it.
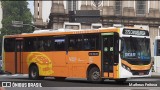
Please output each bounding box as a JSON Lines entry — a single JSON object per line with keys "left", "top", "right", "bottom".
{"left": 54, "top": 37, "right": 65, "bottom": 51}
{"left": 39, "top": 40, "right": 44, "bottom": 51}
{"left": 68, "top": 35, "right": 83, "bottom": 51}
{"left": 157, "top": 40, "right": 160, "bottom": 56}
{"left": 36, "top": 36, "right": 54, "bottom": 51}
{"left": 114, "top": 32, "right": 119, "bottom": 64}
{"left": 83, "top": 34, "right": 99, "bottom": 50}
{"left": 24, "top": 37, "right": 37, "bottom": 52}
{"left": 4, "top": 38, "right": 15, "bottom": 52}
{"left": 43, "top": 39, "right": 53, "bottom": 51}
{"left": 37, "top": 37, "right": 45, "bottom": 51}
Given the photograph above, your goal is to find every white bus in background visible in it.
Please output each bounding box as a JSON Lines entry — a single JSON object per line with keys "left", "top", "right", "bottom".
{"left": 154, "top": 36, "right": 160, "bottom": 73}
{"left": 63, "top": 22, "right": 81, "bottom": 30}
{"left": 91, "top": 23, "right": 102, "bottom": 29}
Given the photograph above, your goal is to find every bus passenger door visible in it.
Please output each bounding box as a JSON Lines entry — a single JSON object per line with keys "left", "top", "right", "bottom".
{"left": 101, "top": 33, "right": 119, "bottom": 78}
{"left": 15, "top": 38, "right": 23, "bottom": 74}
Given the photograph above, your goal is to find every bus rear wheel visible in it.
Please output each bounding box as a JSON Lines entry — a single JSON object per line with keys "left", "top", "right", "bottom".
{"left": 87, "top": 67, "right": 102, "bottom": 83}
{"left": 29, "top": 65, "right": 44, "bottom": 80}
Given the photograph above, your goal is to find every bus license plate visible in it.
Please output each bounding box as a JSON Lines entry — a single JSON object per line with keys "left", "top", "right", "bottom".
{"left": 139, "top": 72, "right": 144, "bottom": 75}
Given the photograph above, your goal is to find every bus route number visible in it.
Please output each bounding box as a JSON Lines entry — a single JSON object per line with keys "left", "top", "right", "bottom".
{"left": 88, "top": 52, "right": 99, "bottom": 56}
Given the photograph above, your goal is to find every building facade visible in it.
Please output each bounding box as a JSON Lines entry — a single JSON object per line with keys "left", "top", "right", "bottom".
{"left": 0, "top": 1, "right": 2, "bottom": 29}
{"left": 34, "top": 0, "right": 47, "bottom": 29}
{"left": 34, "top": 0, "right": 160, "bottom": 58}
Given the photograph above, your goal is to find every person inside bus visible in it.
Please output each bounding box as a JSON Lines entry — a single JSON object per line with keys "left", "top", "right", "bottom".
{"left": 84, "top": 39, "right": 91, "bottom": 50}
{"left": 39, "top": 40, "right": 44, "bottom": 51}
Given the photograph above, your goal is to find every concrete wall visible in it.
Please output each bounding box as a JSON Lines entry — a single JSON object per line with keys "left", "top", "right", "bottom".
{"left": 49, "top": 1, "right": 160, "bottom": 18}
{"left": 149, "top": 27, "right": 159, "bottom": 57}
{"left": 122, "top": 1, "right": 134, "bottom": 7}
{"left": 150, "top": 1, "right": 159, "bottom": 9}
{"left": 149, "top": 1, "right": 160, "bottom": 18}
{"left": 0, "top": 1, "right": 2, "bottom": 29}
{"left": 49, "top": 1, "right": 160, "bottom": 17}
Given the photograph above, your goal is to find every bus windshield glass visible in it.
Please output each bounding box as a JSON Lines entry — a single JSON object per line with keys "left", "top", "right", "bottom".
{"left": 121, "top": 37, "right": 151, "bottom": 65}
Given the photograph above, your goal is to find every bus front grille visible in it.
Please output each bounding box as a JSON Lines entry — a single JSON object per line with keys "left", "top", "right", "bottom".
{"left": 131, "top": 70, "right": 150, "bottom": 75}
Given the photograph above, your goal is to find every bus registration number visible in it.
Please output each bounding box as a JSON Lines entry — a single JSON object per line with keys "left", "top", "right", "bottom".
{"left": 139, "top": 72, "right": 144, "bottom": 75}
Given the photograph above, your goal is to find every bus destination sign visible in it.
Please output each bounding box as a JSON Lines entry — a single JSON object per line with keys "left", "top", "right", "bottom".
{"left": 123, "top": 29, "right": 149, "bottom": 36}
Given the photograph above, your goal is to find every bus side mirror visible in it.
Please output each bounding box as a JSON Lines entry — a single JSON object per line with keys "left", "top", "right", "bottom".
{"left": 119, "top": 37, "right": 124, "bottom": 53}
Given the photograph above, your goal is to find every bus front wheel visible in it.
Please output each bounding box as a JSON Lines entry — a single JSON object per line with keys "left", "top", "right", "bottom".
{"left": 29, "top": 65, "right": 44, "bottom": 80}
{"left": 87, "top": 67, "right": 102, "bottom": 83}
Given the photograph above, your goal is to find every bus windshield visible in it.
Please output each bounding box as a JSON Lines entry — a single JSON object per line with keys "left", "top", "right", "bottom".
{"left": 121, "top": 37, "right": 151, "bottom": 65}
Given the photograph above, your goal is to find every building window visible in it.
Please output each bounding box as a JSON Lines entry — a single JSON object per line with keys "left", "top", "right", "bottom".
{"left": 115, "top": 0, "right": 122, "bottom": 15}
{"left": 73, "top": 0, "right": 77, "bottom": 11}
{"left": 93, "top": 0, "right": 102, "bottom": 7}
{"left": 68, "top": 0, "right": 77, "bottom": 11}
{"left": 68, "top": 1, "right": 72, "bottom": 11}
{"left": 136, "top": 1, "right": 146, "bottom": 15}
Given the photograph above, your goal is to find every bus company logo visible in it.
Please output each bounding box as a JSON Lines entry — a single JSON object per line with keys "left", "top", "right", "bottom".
{"left": 2, "top": 82, "right": 11, "bottom": 87}
{"left": 27, "top": 52, "right": 54, "bottom": 76}
{"left": 1, "top": 82, "right": 43, "bottom": 87}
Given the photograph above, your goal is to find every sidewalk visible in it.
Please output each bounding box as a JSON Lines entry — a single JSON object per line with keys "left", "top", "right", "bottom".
{"left": 151, "top": 72, "right": 160, "bottom": 77}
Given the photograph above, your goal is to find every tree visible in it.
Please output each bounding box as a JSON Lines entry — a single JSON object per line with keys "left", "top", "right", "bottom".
{"left": 1, "top": 1, "right": 33, "bottom": 35}
{"left": 0, "top": 1, "right": 33, "bottom": 55}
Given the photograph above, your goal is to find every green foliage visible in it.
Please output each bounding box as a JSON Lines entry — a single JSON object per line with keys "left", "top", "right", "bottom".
{"left": 1, "top": 1, "right": 33, "bottom": 35}
{"left": 0, "top": 1, "right": 33, "bottom": 55}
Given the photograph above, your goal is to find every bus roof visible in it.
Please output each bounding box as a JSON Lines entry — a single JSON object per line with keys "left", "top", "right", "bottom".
{"left": 123, "top": 27, "right": 146, "bottom": 30}
{"left": 4, "top": 27, "right": 147, "bottom": 38}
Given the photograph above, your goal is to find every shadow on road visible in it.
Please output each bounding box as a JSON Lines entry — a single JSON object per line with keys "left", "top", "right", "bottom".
{"left": 45, "top": 78, "right": 129, "bottom": 86}
{"left": 2, "top": 77, "right": 132, "bottom": 87}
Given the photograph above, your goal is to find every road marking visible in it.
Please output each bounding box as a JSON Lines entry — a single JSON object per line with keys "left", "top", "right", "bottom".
{"left": 0, "top": 75, "right": 7, "bottom": 76}
{"left": 0, "top": 74, "right": 28, "bottom": 77}
{"left": 12, "top": 74, "right": 19, "bottom": 76}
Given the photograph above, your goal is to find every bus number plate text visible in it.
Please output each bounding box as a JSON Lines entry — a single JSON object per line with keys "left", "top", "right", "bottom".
{"left": 88, "top": 52, "right": 99, "bottom": 56}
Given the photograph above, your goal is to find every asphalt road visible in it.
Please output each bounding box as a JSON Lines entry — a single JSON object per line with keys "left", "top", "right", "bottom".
{"left": 0, "top": 75, "right": 160, "bottom": 90}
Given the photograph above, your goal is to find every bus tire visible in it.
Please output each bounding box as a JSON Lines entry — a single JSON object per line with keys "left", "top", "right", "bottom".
{"left": 29, "top": 65, "right": 44, "bottom": 80}
{"left": 87, "top": 67, "right": 102, "bottom": 83}
{"left": 54, "top": 77, "right": 66, "bottom": 81}
{"left": 115, "top": 78, "right": 127, "bottom": 83}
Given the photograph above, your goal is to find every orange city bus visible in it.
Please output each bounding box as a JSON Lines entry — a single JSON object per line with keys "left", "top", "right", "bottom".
{"left": 1, "top": 27, "right": 152, "bottom": 83}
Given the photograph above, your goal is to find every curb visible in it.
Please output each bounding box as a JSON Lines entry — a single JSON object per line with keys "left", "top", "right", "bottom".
{"left": 0, "top": 70, "right": 11, "bottom": 75}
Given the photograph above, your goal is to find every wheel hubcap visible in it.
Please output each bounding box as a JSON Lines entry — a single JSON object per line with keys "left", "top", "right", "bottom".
{"left": 92, "top": 71, "right": 100, "bottom": 80}
{"left": 31, "top": 68, "right": 37, "bottom": 78}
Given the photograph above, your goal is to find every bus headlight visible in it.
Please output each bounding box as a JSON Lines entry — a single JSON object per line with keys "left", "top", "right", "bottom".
{"left": 122, "top": 64, "right": 131, "bottom": 72}
{"left": 122, "top": 64, "right": 125, "bottom": 68}
{"left": 126, "top": 67, "right": 131, "bottom": 72}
